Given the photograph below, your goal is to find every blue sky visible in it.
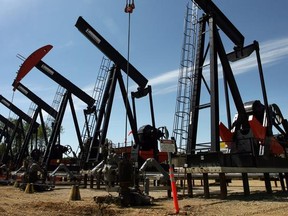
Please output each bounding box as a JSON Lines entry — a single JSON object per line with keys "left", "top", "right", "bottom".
{"left": 1, "top": 0, "right": 288, "bottom": 152}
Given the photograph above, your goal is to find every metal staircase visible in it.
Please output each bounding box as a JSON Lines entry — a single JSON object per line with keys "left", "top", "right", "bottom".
{"left": 27, "top": 102, "right": 37, "bottom": 118}
{"left": 46, "top": 85, "right": 65, "bottom": 129}
{"left": 80, "top": 56, "right": 111, "bottom": 165}
{"left": 172, "top": 1, "right": 198, "bottom": 153}
{"left": 44, "top": 85, "right": 65, "bottom": 151}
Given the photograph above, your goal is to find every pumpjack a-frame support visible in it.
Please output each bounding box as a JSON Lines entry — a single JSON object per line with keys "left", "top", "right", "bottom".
{"left": 0, "top": 114, "right": 25, "bottom": 143}
{"left": 12, "top": 81, "right": 58, "bottom": 168}
{"left": 0, "top": 95, "right": 39, "bottom": 166}
{"left": 88, "top": 65, "right": 155, "bottom": 164}
{"left": 0, "top": 114, "right": 20, "bottom": 144}
{"left": 187, "top": 0, "right": 247, "bottom": 160}
{"left": 187, "top": 0, "right": 272, "bottom": 165}
{"left": 186, "top": 10, "right": 245, "bottom": 159}
{"left": 14, "top": 45, "right": 96, "bottom": 169}
{"left": 75, "top": 16, "right": 157, "bottom": 165}
{"left": 0, "top": 114, "right": 25, "bottom": 165}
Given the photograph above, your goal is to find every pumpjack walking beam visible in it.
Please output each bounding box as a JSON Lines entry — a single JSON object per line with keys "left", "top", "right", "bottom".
{"left": 13, "top": 82, "right": 58, "bottom": 118}
{"left": 0, "top": 95, "right": 37, "bottom": 125}
{"left": 194, "top": 0, "right": 244, "bottom": 48}
{"left": 75, "top": 16, "right": 148, "bottom": 89}
{"left": 12, "top": 81, "right": 58, "bottom": 168}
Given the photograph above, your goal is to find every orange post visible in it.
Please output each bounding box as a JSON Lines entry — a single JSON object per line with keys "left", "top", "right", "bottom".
{"left": 169, "top": 163, "right": 179, "bottom": 214}
{"left": 160, "top": 140, "right": 181, "bottom": 214}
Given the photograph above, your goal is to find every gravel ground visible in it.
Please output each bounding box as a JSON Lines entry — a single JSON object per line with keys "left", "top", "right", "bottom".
{"left": 0, "top": 179, "right": 288, "bottom": 215}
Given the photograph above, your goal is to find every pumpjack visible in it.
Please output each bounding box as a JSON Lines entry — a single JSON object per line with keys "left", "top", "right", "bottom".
{"left": 0, "top": 95, "right": 39, "bottom": 167}
{"left": 11, "top": 81, "right": 78, "bottom": 188}
{"left": 186, "top": 0, "right": 288, "bottom": 169}
{"left": 75, "top": 16, "right": 169, "bottom": 206}
{"left": 169, "top": 0, "right": 288, "bottom": 199}
{"left": 0, "top": 114, "right": 21, "bottom": 147}
{"left": 75, "top": 16, "right": 167, "bottom": 168}
{"left": 0, "top": 114, "right": 25, "bottom": 182}
{"left": 13, "top": 44, "right": 96, "bottom": 171}
{"left": 12, "top": 44, "right": 97, "bottom": 189}
{"left": 0, "top": 95, "right": 41, "bottom": 185}
{"left": 12, "top": 82, "right": 58, "bottom": 169}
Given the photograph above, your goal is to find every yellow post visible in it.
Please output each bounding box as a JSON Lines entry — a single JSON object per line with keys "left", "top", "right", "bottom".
{"left": 14, "top": 181, "right": 19, "bottom": 188}
{"left": 69, "top": 185, "right": 81, "bottom": 201}
{"left": 24, "top": 183, "right": 34, "bottom": 194}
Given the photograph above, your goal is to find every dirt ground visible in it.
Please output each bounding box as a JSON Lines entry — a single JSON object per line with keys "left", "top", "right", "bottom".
{"left": 1, "top": 180, "right": 288, "bottom": 216}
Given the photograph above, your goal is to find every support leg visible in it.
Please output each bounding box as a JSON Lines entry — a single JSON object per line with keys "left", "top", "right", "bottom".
{"left": 83, "top": 174, "right": 88, "bottom": 188}
{"left": 203, "top": 173, "right": 210, "bottom": 198}
{"left": 284, "top": 173, "right": 288, "bottom": 190}
{"left": 90, "top": 175, "right": 94, "bottom": 189}
{"left": 242, "top": 173, "right": 250, "bottom": 196}
{"left": 263, "top": 173, "right": 272, "bottom": 194}
{"left": 219, "top": 173, "right": 227, "bottom": 199}
{"left": 187, "top": 173, "right": 193, "bottom": 197}
{"left": 279, "top": 173, "right": 285, "bottom": 191}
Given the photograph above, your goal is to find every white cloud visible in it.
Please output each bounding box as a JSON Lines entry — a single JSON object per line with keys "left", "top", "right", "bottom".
{"left": 260, "top": 38, "right": 288, "bottom": 64}
{"left": 225, "top": 38, "right": 288, "bottom": 77}
{"left": 153, "top": 84, "right": 177, "bottom": 96}
{"left": 148, "top": 69, "right": 179, "bottom": 86}
{"left": 151, "top": 37, "right": 288, "bottom": 95}
{"left": 79, "top": 37, "right": 288, "bottom": 99}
